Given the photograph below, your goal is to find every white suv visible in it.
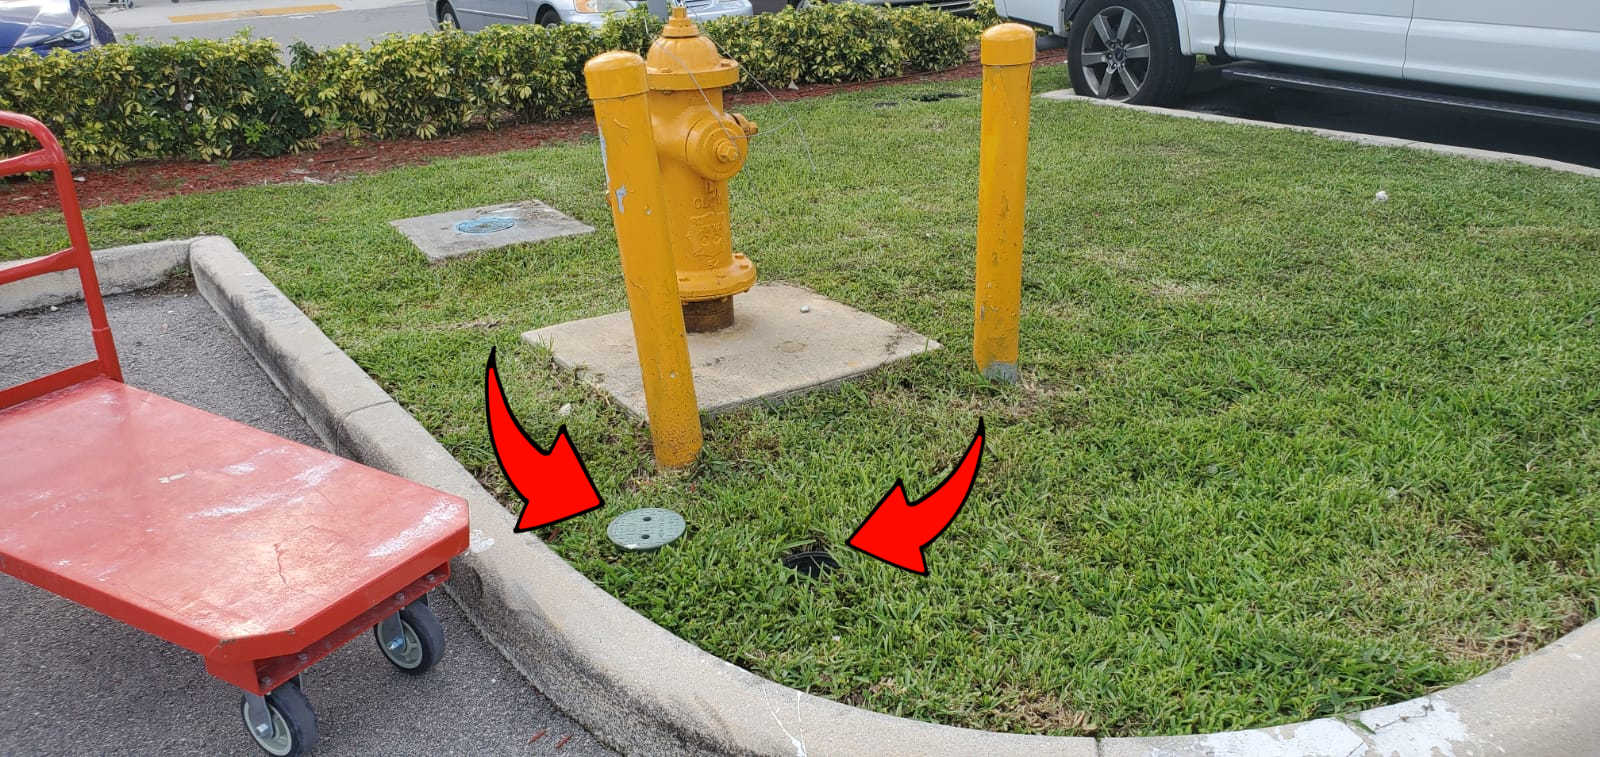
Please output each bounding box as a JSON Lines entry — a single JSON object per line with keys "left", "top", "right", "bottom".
{"left": 997, "top": 0, "right": 1600, "bottom": 108}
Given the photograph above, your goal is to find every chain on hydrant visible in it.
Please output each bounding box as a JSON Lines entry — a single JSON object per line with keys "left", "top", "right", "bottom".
{"left": 645, "top": 7, "right": 759, "bottom": 333}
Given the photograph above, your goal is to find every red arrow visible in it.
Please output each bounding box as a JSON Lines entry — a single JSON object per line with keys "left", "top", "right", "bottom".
{"left": 847, "top": 419, "right": 984, "bottom": 575}
{"left": 485, "top": 347, "right": 603, "bottom": 531}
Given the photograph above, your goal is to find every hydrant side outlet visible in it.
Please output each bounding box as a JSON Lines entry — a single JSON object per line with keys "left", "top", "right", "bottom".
{"left": 646, "top": 7, "right": 757, "bottom": 332}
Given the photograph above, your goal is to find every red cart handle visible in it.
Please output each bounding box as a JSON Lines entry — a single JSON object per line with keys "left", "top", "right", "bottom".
{"left": 0, "top": 111, "right": 122, "bottom": 410}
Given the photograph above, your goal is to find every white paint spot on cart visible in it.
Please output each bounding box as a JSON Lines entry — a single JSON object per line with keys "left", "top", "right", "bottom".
{"left": 223, "top": 462, "right": 257, "bottom": 475}
{"left": 195, "top": 494, "right": 273, "bottom": 518}
{"left": 292, "top": 459, "right": 343, "bottom": 487}
{"left": 158, "top": 472, "right": 188, "bottom": 484}
{"left": 368, "top": 501, "right": 457, "bottom": 558}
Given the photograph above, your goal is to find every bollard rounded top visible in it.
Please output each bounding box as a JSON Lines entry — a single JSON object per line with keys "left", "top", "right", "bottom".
{"left": 584, "top": 51, "right": 648, "bottom": 100}
{"left": 980, "top": 23, "right": 1037, "bottom": 66}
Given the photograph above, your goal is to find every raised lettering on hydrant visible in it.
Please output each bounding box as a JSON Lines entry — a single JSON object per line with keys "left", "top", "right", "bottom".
{"left": 646, "top": 7, "right": 759, "bottom": 332}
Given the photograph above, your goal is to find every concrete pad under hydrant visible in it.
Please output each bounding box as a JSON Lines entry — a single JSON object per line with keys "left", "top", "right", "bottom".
{"left": 522, "top": 284, "right": 940, "bottom": 417}
{"left": 388, "top": 201, "right": 594, "bottom": 263}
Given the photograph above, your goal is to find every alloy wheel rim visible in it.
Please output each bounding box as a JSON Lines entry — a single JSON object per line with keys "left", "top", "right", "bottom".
{"left": 1080, "top": 6, "right": 1153, "bottom": 100}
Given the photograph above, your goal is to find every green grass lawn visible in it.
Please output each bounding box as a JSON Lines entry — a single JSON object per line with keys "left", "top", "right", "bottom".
{"left": 3, "top": 66, "right": 1598, "bottom": 737}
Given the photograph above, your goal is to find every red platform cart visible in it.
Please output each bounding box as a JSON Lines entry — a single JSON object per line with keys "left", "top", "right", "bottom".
{"left": 0, "top": 112, "right": 470, "bottom": 756}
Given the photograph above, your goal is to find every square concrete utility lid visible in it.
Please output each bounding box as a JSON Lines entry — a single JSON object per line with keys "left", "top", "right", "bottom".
{"left": 523, "top": 284, "right": 941, "bottom": 417}
{"left": 389, "top": 201, "right": 594, "bottom": 263}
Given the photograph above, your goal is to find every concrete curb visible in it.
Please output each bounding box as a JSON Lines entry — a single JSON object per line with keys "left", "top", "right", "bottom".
{"left": 187, "top": 236, "right": 1089, "bottom": 756}
{"left": 1036, "top": 89, "right": 1600, "bottom": 179}
{"left": 187, "top": 234, "right": 1599, "bottom": 755}
{"left": 0, "top": 238, "right": 194, "bottom": 316}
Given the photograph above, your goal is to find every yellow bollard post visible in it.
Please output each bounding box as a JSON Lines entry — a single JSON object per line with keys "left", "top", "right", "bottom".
{"left": 973, "top": 23, "right": 1036, "bottom": 384}
{"left": 585, "top": 51, "right": 703, "bottom": 468}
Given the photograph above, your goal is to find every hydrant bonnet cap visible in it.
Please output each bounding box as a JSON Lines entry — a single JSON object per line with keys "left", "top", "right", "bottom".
{"left": 980, "top": 23, "right": 1037, "bottom": 66}
{"left": 585, "top": 51, "right": 649, "bottom": 99}
{"left": 645, "top": 8, "right": 740, "bottom": 91}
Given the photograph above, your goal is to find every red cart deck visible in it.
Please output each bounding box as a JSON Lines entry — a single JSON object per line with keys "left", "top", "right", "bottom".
{"left": 0, "top": 377, "right": 469, "bottom": 693}
{"left": 2, "top": 109, "right": 472, "bottom": 754}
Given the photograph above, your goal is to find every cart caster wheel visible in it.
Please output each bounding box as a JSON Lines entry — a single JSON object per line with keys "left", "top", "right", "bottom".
{"left": 241, "top": 679, "right": 317, "bottom": 756}
{"left": 374, "top": 600, "right": 444, "bottom": 674}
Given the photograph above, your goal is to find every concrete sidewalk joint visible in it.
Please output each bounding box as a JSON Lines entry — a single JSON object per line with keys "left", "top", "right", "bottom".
{"left": 181, "top": 235, "right": 1600, "bottom": 756}
{"left": 1036, "top": 89, "right": 1600, "bottom": 179}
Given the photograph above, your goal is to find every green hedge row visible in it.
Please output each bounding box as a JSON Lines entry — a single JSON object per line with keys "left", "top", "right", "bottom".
{"left": 0, "top": 4, "right": 986, "bottom": 166}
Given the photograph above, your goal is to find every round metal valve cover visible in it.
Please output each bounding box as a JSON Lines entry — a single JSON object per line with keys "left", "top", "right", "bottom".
{"left": 606, "top": 508, "right": 686, "bottom": 551}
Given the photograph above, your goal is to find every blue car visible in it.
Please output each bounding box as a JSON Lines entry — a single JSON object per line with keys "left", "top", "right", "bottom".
{"left": 0, "top": 0, "right": 116, "bottom": 56}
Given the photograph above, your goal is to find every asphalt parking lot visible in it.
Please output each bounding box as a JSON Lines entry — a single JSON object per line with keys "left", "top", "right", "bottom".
{"left": 0, "top": 284, "right": 613, "bottom": 756}
{"left": 103, "top": 0, "right": 433, "bottom": 49}
{"left": 1176, "top": 72, "right": 1600, "bottom": 170}
{"left": 102, "top": 0, "right": 788, "bottom": 49}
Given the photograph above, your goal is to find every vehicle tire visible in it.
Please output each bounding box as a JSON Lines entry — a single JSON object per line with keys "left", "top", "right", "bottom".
{"left": 374, "top": 601, "right": 445, "bottom": 675}
{"left": 536, "top": 7, "right": 561, "bottom": 26}
{"left": 789, "top": 0, "right": 820, "bottom": 9}
{"left": 240, "top": 679, "right": 317, "bottom": 757}
{"left": 1067, "top": 0, "right": 1193, "bottom": 105}
{"left": 437, "top": 0, "right": 460, "bottom": 29}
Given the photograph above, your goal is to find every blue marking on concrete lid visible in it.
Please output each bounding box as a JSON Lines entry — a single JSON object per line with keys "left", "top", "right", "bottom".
{"left": 455, "top": 216, "right": 517, "bottom": 234}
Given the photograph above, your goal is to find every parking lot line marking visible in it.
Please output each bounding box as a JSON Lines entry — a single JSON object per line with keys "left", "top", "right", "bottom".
{"left": 168, "top": 4, "right": 341, "bottom": 23}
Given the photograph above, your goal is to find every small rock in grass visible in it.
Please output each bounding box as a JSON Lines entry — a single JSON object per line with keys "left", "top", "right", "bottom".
{"left": 557, "top": 403, "right": 573, "bottom": 418}
{"left": 1374, "top": 190, "right": 1389, "bottom": 203}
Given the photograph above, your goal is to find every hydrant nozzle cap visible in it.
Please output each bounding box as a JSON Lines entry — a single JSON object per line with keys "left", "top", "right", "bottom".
{"left": 980, "top": 23, "right": 1037, "bottom": 66}
{"left": 585, "top": 51, "right": 649, "bottom": 99}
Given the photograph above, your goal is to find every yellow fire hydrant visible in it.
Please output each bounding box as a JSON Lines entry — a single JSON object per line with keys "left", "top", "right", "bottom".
{"left": 645, "top": 7, "right": 758, "bottom": 332}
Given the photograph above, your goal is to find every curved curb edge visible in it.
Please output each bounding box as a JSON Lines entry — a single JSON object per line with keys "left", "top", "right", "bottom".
{"left": 187, "top": 234, "right": 1600, "bottom": 756}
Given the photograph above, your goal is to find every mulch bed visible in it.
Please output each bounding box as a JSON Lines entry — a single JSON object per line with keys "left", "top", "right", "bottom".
{"left": 0, "top": 49, "right": 1066, "bottom": 217}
